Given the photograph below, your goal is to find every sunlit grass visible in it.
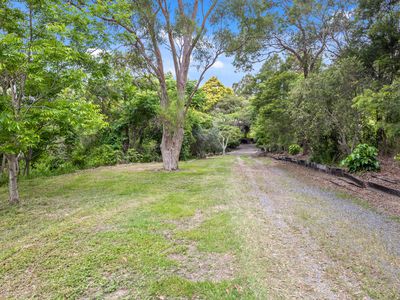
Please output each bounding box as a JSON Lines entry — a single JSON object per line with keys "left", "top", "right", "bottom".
{"left": 0, "top": 156, "right": 252, "bottom": 299}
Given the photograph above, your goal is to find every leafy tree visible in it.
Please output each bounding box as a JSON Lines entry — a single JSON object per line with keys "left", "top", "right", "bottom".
{"left": 290, "top": 57, "right": 367, "bottom": 162}
{"left": 70, "top": 0, "right": 230, "bottom": 170}
{"left": 208, "top": 94, "right": 245, "bottom": 154}
{"left": 213, "top": 122, "right": 242, "bottom": 155}
{"left": 0, "top": 1, "right": 105, "bottom": 204}
{"left": 232, "top": 74, "right": 256, "bottom": 97}
{"left": 250, "top": 56, "right": 298, "bottom": 150}
{"left": 353, "top": 78, "right": 400, "bottom": 154}
{"left": 201, "top": 76, "right": 234, "bottom": 111}
{"left": 228, "top": 0, "right": 352, "bottom": 77}
{"left": 348, "top": 0, "right": 400, "bottom": 83}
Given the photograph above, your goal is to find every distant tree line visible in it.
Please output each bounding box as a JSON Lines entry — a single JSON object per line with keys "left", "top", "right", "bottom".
{"left": 233, "top": 0, "right": 400, "bottom": 165}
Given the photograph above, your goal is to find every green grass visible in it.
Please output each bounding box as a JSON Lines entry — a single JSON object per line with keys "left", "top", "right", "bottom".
{"left": 151, "top": 276, "right": 256, "bottom": 299}
{"left": 178, "top": 212, "right": 239, "bottom": 253}
{"left": 0, "top": 157, "right": 255, "bottom": 299}
{"left": 3, "top": 155, "right": 398, "bottom": 299}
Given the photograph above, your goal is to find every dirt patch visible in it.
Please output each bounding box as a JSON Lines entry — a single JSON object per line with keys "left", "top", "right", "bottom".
{"left": 163, "top": 208, "right": 236, "bottom": 283}
{"left": 166, "top": 210, "right": 206, "bottom": 232}
{"left": 168, "top": 243, "right": 236, "bottom": 282}
{"left": 358, "top": 156, "right": 400, "bottom": 191}
{"left": 104, "top": 289, "right": 129, "bottom": 300}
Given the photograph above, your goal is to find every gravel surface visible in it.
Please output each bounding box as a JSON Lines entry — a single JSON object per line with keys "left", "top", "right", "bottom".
{"left": 228, "top": 144, "right": 261, "bottom": 156}
{"left": 234, "top": 151, "right": 400, "bottom": 299}
{"left": 270, "top": 161, "right": 400, "bottom": 256}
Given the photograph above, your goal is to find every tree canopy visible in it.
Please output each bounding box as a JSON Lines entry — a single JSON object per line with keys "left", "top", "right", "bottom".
{"left": 1, "top": 0, "right": 400, "bottom": 204}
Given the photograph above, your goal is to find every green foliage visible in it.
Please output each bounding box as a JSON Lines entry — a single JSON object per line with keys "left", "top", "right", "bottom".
{"left": 140, "top": 140, "right": 161, "bottom": 162}
{"left": 290, "top": 57, "right": 367, "bottom": 161}
{"left": 309, "top": 138, "right": 340, "bottom": 164}
{"left": 200, "top": 77, "right": 233, "bottom": 112}
{"left": 218, "top": 125, "right": 242, "bottom": 149}
{"left": 349, "top": 0, "right": 400, "bottom": 83}
{"left": 30, "top": 154, "right": 75, "bottom": 177}
{"left": 341, "top": 144, "right": 380, "bottom": 172}
{"left": 0, "top": 0, "right": 107, "bottom": 193}
{"left": 288, "top": 144, "right": 302, "bottom": 155}
{"left": 86, "top": 145, "right": 123, "bottom": 168}
{"left": 394, "top": 154, "right": 400, "bottom": 163}
{"left": 353, "top": 78, "right": 400, "bottom": 153}
{"left": 251, "top": 56, "right": 298, "bottom": 151}
{"left": 228, "top": 0, "right": 348, "bottom": 77}
{"left": 125, "top": 148, "right": 143, "bottom": 163}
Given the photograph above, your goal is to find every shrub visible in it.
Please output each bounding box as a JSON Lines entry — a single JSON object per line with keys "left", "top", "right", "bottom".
{"left": 125, "top": 148, "right": 143, "bottom": 163}
{"left": 86, "top": 145, "right": 123, "bottom": 167}
{"left": 30, "top": 155, "right": 77, "bottom": 177}
{"left": 71, "top": 146, "right": 86, "bottom": 168}
{"left": 395, "top": 153, "right": 400, "bottom": 163}
{"left": 288, "top": 144, "right": 302, "bottom": 155}
{"left": 141, "top": 140, "right": 161, "bottom": 162}
{"left": 341, "top": 144, "right": 380, "bottom": 172}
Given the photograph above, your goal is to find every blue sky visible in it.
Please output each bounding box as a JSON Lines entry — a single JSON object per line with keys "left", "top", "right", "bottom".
{"left": 154, "top": 1, "right": 262, "bottom": 88}
{"left": 191, "top": 55, "right": 260, "bottom": 88}
{"left": 10, "top": 0, "right": 260, "bottom": 88}
{"left": 166, "top": 54, "right": 258, "bottom": 88}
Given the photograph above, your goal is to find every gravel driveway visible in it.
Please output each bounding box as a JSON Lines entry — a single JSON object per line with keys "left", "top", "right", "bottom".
{"left": 233, "top": 155, "right": 400, "bottom": 299}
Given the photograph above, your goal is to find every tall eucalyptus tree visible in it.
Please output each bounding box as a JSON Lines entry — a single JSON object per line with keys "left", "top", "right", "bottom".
{"left": 69, "top": 0, "right": 230, "bottom": 170}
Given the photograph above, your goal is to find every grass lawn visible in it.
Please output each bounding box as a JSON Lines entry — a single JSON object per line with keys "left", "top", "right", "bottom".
{"left": 0, "top": 156, "right": 258, "bottom": 299}
{"left": 3, "top": 156, "right": 399, "bottom": 299}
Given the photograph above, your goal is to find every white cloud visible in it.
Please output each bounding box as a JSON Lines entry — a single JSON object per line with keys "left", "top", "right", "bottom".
{"left": 212, "top": 60, "right": 224, "bottom": 69}
{"left": 87, "top": 48, "right": 105, "bottom": 57}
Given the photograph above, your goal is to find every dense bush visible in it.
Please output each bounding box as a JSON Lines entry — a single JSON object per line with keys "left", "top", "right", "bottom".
{"left": 250, "top": 56, "right": 298, "bottom": 151}
{"left": 341, "top": 144, "right": 380, "bottom": 172}
{"left": 125, "top": 148, "right": 143, "bottom": 163}
{"left": 28, "top": 151, "right": 77, "bottom": 177}
{"left": 395, "top": 154, "right": 400, "bottom": 163}
{"left": 140, "top": 140, "right": 161, "bottom": 162}
{"left": 288, "top": 144, "right": 302, "bottom": 155}
{"left": 86, "top": 145, "right": 123, "bottom": 168}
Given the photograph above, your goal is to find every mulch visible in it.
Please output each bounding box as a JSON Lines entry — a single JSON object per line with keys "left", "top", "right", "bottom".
{"left": 260, "top": 152, "right": 400, "bottom": 218}
{"left": 357, "top": 157, "right": 400, "bottom": 191}
{"left": 276, "top": 160, "right": 400, "bottom": 218}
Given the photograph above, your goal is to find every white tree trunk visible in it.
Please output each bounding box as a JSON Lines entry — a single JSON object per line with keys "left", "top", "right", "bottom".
{"left": 219, "top": 135, "right": 229, "bottom": 155}
{"left": 6, "top": 154, "right": 19, "bottom": 204}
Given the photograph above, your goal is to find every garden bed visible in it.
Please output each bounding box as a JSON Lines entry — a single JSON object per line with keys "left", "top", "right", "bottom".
{"left": 263, "top": 152, "right": 400, "bottom": 198}
{"left": 357, "top": 157, "right": 400, "bottom": 191}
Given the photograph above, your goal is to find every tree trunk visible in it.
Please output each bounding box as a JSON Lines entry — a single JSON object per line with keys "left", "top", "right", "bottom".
{"left": 161, "top": 125, "right": 184, "bottom": 171}
{"left": 6, "top": 154, "right": 19, "bottom": 204}
{"left": 0, "top": 154, "right": 5, "bottom": 174}
{"left": 303, "top": 68, "right": 309, "bottom": 78}
{"left": 24, "top": 148, "right": 32, "bottom": 176}
{"left": 219, "top": 135, "right": 229, "bottom": 155}
{"left": 122, "top": 127, "right": 130, "bottom": 155}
